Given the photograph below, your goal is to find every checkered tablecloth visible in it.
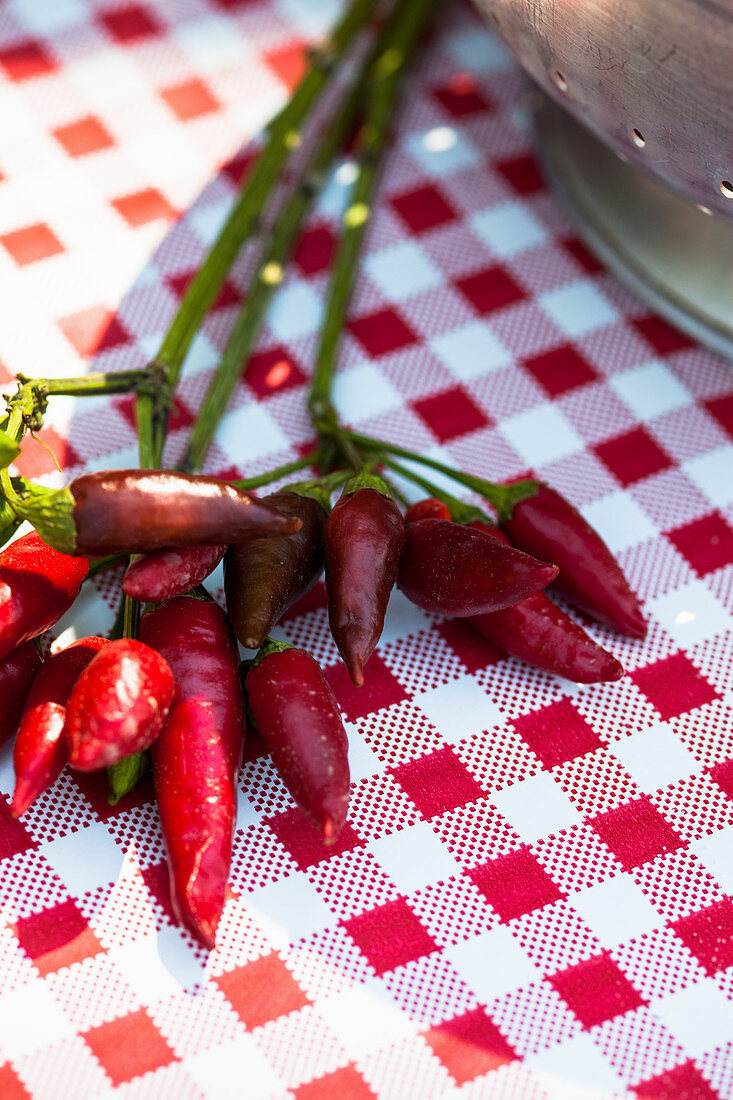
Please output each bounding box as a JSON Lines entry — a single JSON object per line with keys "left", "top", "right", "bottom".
{"left": 1, "top": 0, "right": 732, "bottom": 1097}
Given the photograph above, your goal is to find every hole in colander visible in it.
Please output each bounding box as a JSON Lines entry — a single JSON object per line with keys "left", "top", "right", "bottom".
{"left": 721, "top": 181, "right": 733, "bottom": 198}
{"left": 553, "top": 70, "right": 568, "bottom": 92}
{"left": 631, "top": 128, "right": 646, "bottom": 148}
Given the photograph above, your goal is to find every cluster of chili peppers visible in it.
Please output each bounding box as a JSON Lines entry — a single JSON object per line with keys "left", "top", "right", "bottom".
{"left": 0, "top": 455, "right": 646, "bottom": 945}
{"left": 0, "top": 0, "right": 649, "bottom": 949}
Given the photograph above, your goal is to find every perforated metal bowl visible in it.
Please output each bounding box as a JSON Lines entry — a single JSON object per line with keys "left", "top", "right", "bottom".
{"left": 473, "top": 0, "right": 733, "bottom": 357}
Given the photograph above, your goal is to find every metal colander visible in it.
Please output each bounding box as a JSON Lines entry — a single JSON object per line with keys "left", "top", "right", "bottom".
{"left": 472, "top": 0, "right": 733, "bottom": 356}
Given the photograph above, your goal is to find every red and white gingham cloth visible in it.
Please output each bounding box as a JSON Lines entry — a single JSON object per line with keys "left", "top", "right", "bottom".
{"left": 1, "top": 0, "right": 732, "bottom": 1097}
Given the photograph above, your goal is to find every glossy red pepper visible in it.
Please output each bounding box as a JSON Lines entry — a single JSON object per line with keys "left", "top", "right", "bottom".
{"left": 245, "top": 642, "right": 349, "bottom": 842}
{"left": 323, "top": 478, "right": 405, "bottom": 686}
{"left": 467, "top": 522, "right": 623, "bottom": 683}
{"left": 502, "top": 483, "right": 647, "bottom": 638}
{"left": 224, "top": 489, "right": 327, "bottom": 650}
{"left": 61, "top": 469, "right": 301, "bottom": 555}
{"left": 0, "top": 640, "right": 43, "bottom": 748}
{"left": 140, "top": 595, "right": 244, "bottom": 948}
{"left": 405, "top": 497, "right": 451, "bottom": 523}
{"left": 0, "top": 533, "right": 88, "bottom": 663}
{"left": 12, "top": 636, "right": 109, "bottom": 816}
{"left": 122, "top": 544, "right": 226, "bottom": 602}
{"left": 398, "top": 518, "right": 558, "bottom": 616}
{"left": 65, "top": 639, "right": 175, "bottom": 771}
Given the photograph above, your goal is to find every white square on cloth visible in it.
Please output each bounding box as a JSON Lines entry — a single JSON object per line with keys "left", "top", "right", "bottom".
{"left": 570, "top": 875, "right": 664, "bottom": 949}
{"left": 445, "top": 924, "right": 544, "bottom": 1002}
{"left": 431, "top": 320, "right": 512, "bottom": 380}
{"left": 501, "top": 404, "right": 584, "bottom": 467}
{"left": 541, "top": 280, "right": 617, "bottom": 338}
{"left": 651, "top": 977, "right": 733, "bottom": 1059}
{"left": 492, "top": 772, "right": 582, "bottom": 843}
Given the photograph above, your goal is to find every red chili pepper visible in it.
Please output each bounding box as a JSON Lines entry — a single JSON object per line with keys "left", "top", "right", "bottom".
{"left": 11, "top": 636, "right": 109, "bottom": 816}
{"left": 122, "top": 544, "right": 226, "bottom": 602}
{"left": 34, "top": 469, "right": 302, "bottom": 556}
{"left": 224, "top": 488, "right": 327, "bottom": 650}
{"left": 0, "top": 640, "right": 43, "bottom": 748}
{"left": 405, "top": 497, "right": 452, "bottom": 524}
{"left": 398, "top": 518, "right": 558, "bottom": 616}
{"left": 323, "top": 475, "right": 405, "bottom": 686}
{"left": 65, "top": 639, "right": 175, "bottom": 771}
{"left": 465, "top": 520, "right": 623, "bottom": 682}
{"left": 502, "top": 483, "right": 647, "bottom": 638}
{"left": 245, "top": 641, "right": 349, "bottom": 842}
{"left": 0, "top": 533, "right": 88, "bottom": 663}
{"left": 139, "top": 595, "right": 244, "bottom": 948}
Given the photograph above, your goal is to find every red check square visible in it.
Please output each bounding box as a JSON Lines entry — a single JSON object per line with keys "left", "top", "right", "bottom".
{"left": 524, "top": 345, "right": 598, "bottom": 397}
{"left": 58, "top": 307, "right": 129, "bottom": 357}
{"left": 594, "top": 426, "right": 672, "bottom": 487}
{"left": 591, "top": 797, "right": 685, "bottom": 870}
{"left": 0, "top": 1064, "right": 31, "bottom": 1100}
{"left": 514, "top": 699, "right": 602, "bottom": 769}
{"left": 468, "top": 846, "right": 563, "bottom": 921}
{"left": 673, "top": 899, "right": 733, "bottom": 976}
{"left": 0, "top": 800, "right": 35, "bottom": 860}
{"left": 348, "top": 308, "right": 418, "bottom": 358}
{"left": 432, "top": 76, "right": 491, "bottom": 117}
{"left": 425, "top": 1008, "right": 515, "bottom": 1084}
{"left": 413, "top": 387, "right": 489, "bottom": 442}
{"left": 325, "top": 654, "right": 407, "bottom": 721}
{"left": 1, "top": 224, "right": 63, "bottom": 266}
{"left": 216, "top": 952, "right": 309, "bottom": 1028}
{"left": 668, "top": 512, "right": 733, "bottom": 576}
{"left": 706, "top": 394, "right": 733, "bottom": 439}
{"left": 632, "top": 652, "right": 719, "bottom": 721}
{"left": 550, "top": 952, "right": 644, "bottom": 1028}
{"left": 496, "top": 155, "right": 545, "bottom": 196}
{"left": 245, "top": 346, "right": 307, "bottom": 398}
{"left": 710, "top": 759, "right": 733, "bottom": 800}
{"left": 437, "top": 620, "right": 503, "bottom": 674}
{"left": 83, "top": 1009, "right": 176, "bottom": 1086}
{"left": 16, "top": 899, "right": 88, "bottom": 962}
{"left": 391, "top": 186, "right": 456, "bottom": 234}
{"left": 391, "top": 747, "right": 485, "bottom": 819}
{"left": 296, "top": 1065, "right": 376, "bottom": 1099}
{"left": 455, "top": 267, "right": 525, "bottom": 315}
{"left": 293, "top": 224, "right": 336, "bottom": 275}
{"left": 633, "top": 314, "right": 693, "bottom": 355}
{"left": 53, "top": 116, "right": 113, "bottom": 157}
{"left": 161, "top": 78, "right": 219, "bottom": 121}
{"left": 343, "top": 898, "right": 438, "bottom": 974}
{"left": 0, "top": 40, "right": 56, "bottom": 82}
{"left": 267, "top": 808, "right": 363, "bottom": 871}
{"left": 112, "top": 188, "right": 175, "bottom": 227}
{"left": 635, "top": 1060, "right": 721, "bottom": 1099}
{"left": 101, "top": 5, "right": 160, "bottom": 43}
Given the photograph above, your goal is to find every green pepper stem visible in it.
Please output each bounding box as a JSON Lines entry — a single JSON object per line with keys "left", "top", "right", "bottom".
{"left": 381, "top": 456, "right": 494, "bottom": 525}
{"left": 307, "top": 0, "right": 436, "bottom": 444}
{"left": 147, "top": 0, "right": 378, "bottom": 467}
{"left": 352, "top": 431, "right": 539, "bottom": 521}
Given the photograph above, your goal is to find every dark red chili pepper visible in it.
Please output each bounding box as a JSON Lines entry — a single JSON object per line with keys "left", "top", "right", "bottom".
{"left": 405, "top": 497, "right": 452, "bottom": 524}
{"left": 464, "top": 520, "right": 623, "bottom": 682}
{"left": 323, "top": 475, "right": 405, "bottom": 686}
{"left": 122, "top": 544, "right": 226, "bottom": 602}
{"left": 40, "top": 469, "right": 302, "bottom": 556}
{"left": 398, "top": 518, "right": 558, "bottom": 617}
{"left": 245, "top": 641, "right": 349, "bottom": 842}
{"left": 0, "top": 533, "right": 88, "bottom": 663}
{"left": 502, "top": 483, "right": 647, "bottom": 638}
{"left": 11, "top": 636, "right": 108, "bottom": 817}
{"left": 65, "top": 639, "right": 175, "bottom": 771}
{"left": 139, "top": 595, "right": 244, "bottom": 948}
{"left": 224, "top": 488, "right": 327, "bottom": 650}
{"left": 0, "top": 640, "right": 43, "bottom": 748}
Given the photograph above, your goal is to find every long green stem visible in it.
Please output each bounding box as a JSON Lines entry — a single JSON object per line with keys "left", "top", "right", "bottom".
{"left": 308, "top": 0, "right": 436, "bottom": 446}
{"left": 229, "top": 454, "right": 315, "bottom": 491}
{"left": 179, "top": 32, "right": 388, "bottom": 475}
{"left": 353, "top": 431, "right": 538, "bottom": 520}
{"left": 146, "top": 0, "right": 378, "bottom": 467}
